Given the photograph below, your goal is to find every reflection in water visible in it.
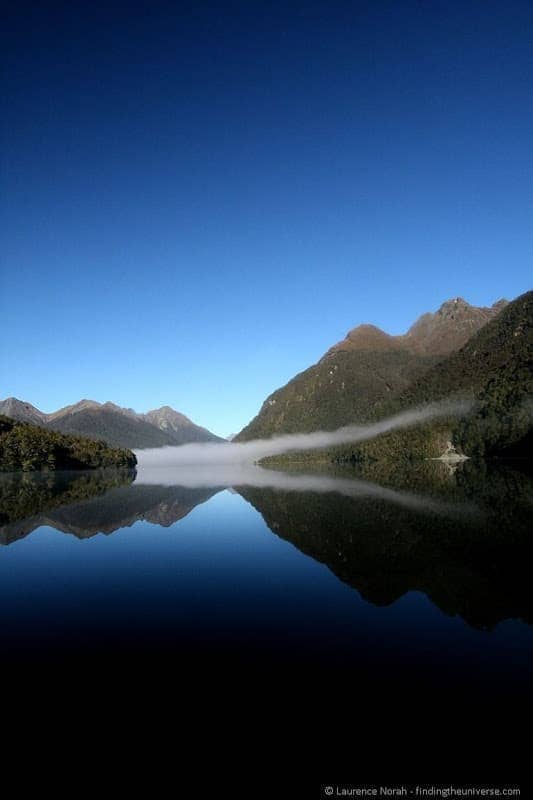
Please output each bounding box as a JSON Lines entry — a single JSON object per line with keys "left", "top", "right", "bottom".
{"left": 1, "top": 459, "right": 532, "bottom": 630}
{"left": 0, "top": 469, "right": 219, "bottom": 544}
{"left": 135, "top": 461, "right": 478, "bottom": 518}
{"left": 2, "top": 460, "right": 530, "bottom": 782}
{"left": 237, "top": 462, "right": 533, "bottom": 630}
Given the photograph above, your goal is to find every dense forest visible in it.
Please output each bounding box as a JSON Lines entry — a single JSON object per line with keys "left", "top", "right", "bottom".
{"left": 261, "top": 291, "right": 533, "bottom": 465}
{"left": 0, "top": 415, "right": 137, "bottom": 472}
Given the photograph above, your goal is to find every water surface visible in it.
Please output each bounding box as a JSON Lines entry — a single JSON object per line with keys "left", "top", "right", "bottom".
{"left": 2, "top": 459, "right": 531, "bottom": 764}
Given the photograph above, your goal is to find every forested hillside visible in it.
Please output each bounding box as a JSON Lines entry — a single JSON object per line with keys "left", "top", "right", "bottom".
{"left": 0, "top": 416, "right": 137, "bottom": 472}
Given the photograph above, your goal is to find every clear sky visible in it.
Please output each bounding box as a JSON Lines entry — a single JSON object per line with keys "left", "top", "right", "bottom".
{"left": 2, "top": 1, "right": 532, "bottom": 437}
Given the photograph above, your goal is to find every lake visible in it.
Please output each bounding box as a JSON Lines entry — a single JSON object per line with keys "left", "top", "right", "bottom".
{"left": 1, "top": 457, "right": 531, "bottom": 781}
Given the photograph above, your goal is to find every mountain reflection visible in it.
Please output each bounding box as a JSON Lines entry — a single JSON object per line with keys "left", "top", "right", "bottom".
{"left": 237, "top": 461, "right": 533, "bottom": 630}
{"left": 0, "top": 469, "right": 220, "bottom": 544}
{"left": 1, "top": 459, "right": 532, "bottom": 630}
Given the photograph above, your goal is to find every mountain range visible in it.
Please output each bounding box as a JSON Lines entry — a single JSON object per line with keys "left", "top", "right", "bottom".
{"left": 0, "top": 398, "right": 224, "bottom": 450}
{"left": 237, "top": 292, "right": 532, "bottom": 461}
{"left": 2, "top": 292, "right": 531, "bottom": 460}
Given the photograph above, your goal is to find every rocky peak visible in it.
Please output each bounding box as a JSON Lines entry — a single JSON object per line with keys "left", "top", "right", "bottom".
{"left": 320, "top": 297, "right": 509, "bottom": 362}
{"left": 143, "top": 406, "right": 195, "bottom": 431}
{"left": 101, "top": 402, "right": 139, "bottom": 419}
{"left": 323, "top": 323, "right": 403, "bottom": 359}
{"left": 437, "top": 297, "right": 471, "bottom": 318}
{"left": 401, "top": 297, "right": 508, "bottom": 356}
{"left": 0, "top": 397, "right": 46, "bottom": 425}
{"left": 48, "top": 399, "right": 102, "bottom": 419}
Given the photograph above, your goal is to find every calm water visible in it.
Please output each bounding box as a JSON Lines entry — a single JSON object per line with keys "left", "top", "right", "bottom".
{"left": 1, "top": 459, "right": 531, "bottom": 777}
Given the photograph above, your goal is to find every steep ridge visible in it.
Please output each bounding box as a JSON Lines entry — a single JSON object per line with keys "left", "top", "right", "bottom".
{"left": 236, "top": 296, "right": 507, "bottom": 442}
{"left": 400, "top": 297, "right": 507, "bottom": 355}
{"left": 261, "top": 290, "right": 532, "bottom": 463}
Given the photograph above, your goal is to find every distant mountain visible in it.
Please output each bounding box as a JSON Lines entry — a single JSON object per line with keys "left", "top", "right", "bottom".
{"left": 0, "top": 398, "right": 46, "bottom": 426}
{"left": 236, "top": 296, "right": 508, "bottom": 442}
{"left": 0, "top": 399, "right": 224, "bottom": 449}
{"left": 142, "top": 406, "right": 223, "bottom": 445}
{"left": 46, "top": 404, "right": 177, "bottom": 449}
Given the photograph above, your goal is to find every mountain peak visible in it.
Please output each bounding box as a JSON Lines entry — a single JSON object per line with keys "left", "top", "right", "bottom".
{"left": 402, "top": 296, "right": 507, "bottom": 356}
{"left": 0, "top": 397, "right": 46, "bottom": 425}
{"left": 101, "top": 401, "right": 138, "bottom": 418}
{"left": 438, "top": 297, "right": 471, "bottom": 314}
{"left": 149, "top": 405, "right": 184, "bottom": 416}
{"left": 323, "top": 323, "right": 402, "bottom": 359}
{"left": 48, "top": 399, "right": 102, "bottom": 420}
{"left": 144, "top": 406, "right": 195, "bottom": 429}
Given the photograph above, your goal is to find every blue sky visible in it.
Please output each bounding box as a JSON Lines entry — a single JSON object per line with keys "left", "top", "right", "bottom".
{"left": 2, "top": 1, "right": 532, "bottom": 436}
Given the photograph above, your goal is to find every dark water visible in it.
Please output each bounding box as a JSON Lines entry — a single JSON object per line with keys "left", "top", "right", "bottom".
{"left": 2, "top": 460, "right": 531, "bottom": 781}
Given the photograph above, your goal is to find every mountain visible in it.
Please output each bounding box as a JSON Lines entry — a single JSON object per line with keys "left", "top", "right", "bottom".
{"left": 46, "top": 404, "right": 177, "bottom": 449}
{"left": 399, "top": 297, "right": 508, "bottom": 356}
{"left": 0, "top": 399, "right": 224, "bottom": 449}
{"left": 142, "top": 406, "right": 223, "bottom": 445}
{"left": 236, "top": 296, "right": 508, "bottom": 442}
{"left": 260, "top": 290, "right": 533, "bottom": 463}
{"left": 0, "top": 415, "right": 137, "bottom": 472}
{"left": 0, "top": 398, "right": 47, "bottom": 426}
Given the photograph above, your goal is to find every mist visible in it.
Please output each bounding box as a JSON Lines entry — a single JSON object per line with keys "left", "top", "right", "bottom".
{"left": 133, "top": 397, "right": 477, "bottom": 519}
{"left": 135, "top": 397, "right": 472, "bottom": 467}
{"left": 134, "top": 462, "right": 476, "bottom": 519}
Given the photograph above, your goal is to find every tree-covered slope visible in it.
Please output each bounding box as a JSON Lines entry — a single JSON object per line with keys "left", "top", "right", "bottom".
{"left": 236, "top": 297, "right": 505, "bottom": 442}
{"left": 262, "top": 290, "right": 532, "bottom": 464}
{"left": 365, "top": 289, "right": 533, "bottom": 459}
{"left": 0, "top": 416, "right": 137, "bottom": 472}
{"left": 236, "top": 347, "right": 434, "bottom": 440}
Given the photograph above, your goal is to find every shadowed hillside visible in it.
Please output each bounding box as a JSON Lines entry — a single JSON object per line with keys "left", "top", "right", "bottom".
{"left": 236, "top": 296, "right": 506, "bottom": 442}
{"left": 0, "top": 416, "right": 137, "bottom": 472}
{"left": 259, "top": 291, "right": 532, "bottom": 464}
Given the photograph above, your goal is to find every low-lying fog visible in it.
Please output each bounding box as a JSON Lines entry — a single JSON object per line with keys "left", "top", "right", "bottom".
{"left": 136, "top": 398, "right": 471, "bottom": 467}
{"left": 134, "top": 399, "right": 475, "bottom": 519}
